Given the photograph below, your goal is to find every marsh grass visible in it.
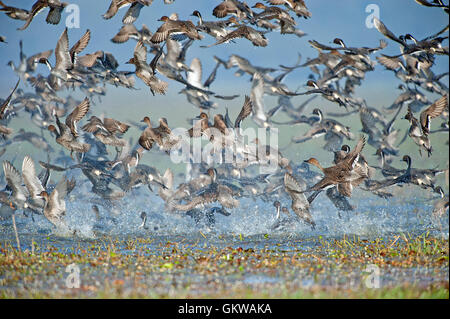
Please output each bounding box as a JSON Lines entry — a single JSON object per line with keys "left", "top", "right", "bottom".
{"left": 0, "top": 233, "right": 447, "bottom": 299}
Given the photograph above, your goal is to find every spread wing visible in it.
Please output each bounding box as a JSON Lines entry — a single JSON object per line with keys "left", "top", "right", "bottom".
{"left": 55, "top": 28, "right": 72, "bottom": 70}
{"left": 46, "top": 4, "right": 64, "bottom": 25}
{"left": 342, "top": 135, "right": 366, "bottom": 169}
{"left": 103, "top": 0, "right": 119, "bottom": 19}
{"left": 134, "top": 40, "right": 147, "bottom": 63}
{"left": 70, "top": 29, "right": 91, "bottom": 63}
{"left": 3, "top": 160, "right": 28, "bottom": 202}
{"left": 0, "top": 78, "right": 20, "bottom": 119}
{"left": 373, "top": 17, "right": 406, "bottom": 46}
{"left": 234, "top": 95, "right": 253, "bottom": 128}
{"left": 420, "top": 95, "right": 448, "bottom": 135}
{"left": 187, "top": 58, "right": 203, "bottom": 88}
{"left": 17, "top": 0, "right": 47, "bottom": 30}
{"left": 111, "top": 24, "right": 139, "bottom": 43}
{"left": 122, "top": 2, "right": 144, "bottom": 24}
{"left": 21, "top": 155, "right": 44, "bottom": 198}
{"left": 65, "top": 97, "right": 90, "bottom": 137}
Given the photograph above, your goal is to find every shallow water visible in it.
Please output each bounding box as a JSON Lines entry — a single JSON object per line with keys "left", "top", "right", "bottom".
{"left": 0, "top": 182, "right": 447, "bottom": 245}
{"left": 0, "top": 183, "right": 447, "bottom": 298}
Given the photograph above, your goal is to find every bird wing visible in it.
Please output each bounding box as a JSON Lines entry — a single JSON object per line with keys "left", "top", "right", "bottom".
{"left": 133, "top": 40, "right": 148, "bottom": 63}
{"left": 103, "top": 118, "right": 130, "bottom": 134}
{"left": 65, "top": 97, "right": 90, "bottom": 137}
{"left": 21, "top": 155, "right": 44, "bottom": 197}
{"left": 26, "top": 50, "right": 53, "bottom": 71}
{"left": 122, "top": 2, "right": 144, "bottom": 24}
{"left": 3, "top": 160, "right": 28, "bottom": 202}
{"left": 103, "top": 0, "right": 119, "bottom": 19}
{"left": 284, "top": 172, "right": 303, "bottom": 193}
{"left": 342, "top": 135, "right": 366, "bottom": 169}
{"left": 234, "top": 95, "right": 253, "bottom": 128}
{"left": 111, "top": 24, "right": 139, "bottom": 43}
{"left": 376, "top": 54, "right": 404, "bottom": 71}
{"left": 420, "top": 95, "right": 448, "bottom": 135}
{"left": 0, "top": 78, "right": 20, "bottom": 119}
{"left": 250, "top": 72, "right": 267, "bottom": 123}
{"left": 337, "top": 182, "right": 353, "bottom": 197}
{"left": 45, "top": 4, "right": 64, "bottom": 25}
{"left": 213, "top": 1, "right": 236, "bottom": 18}
{"left": 55, "top": 28, "right": 72, "bottom": 70}
{"left": 17, "top": 0, "right": 47, "bottom": 30}
{"left": 373, "top": 17, "right": 406, "bottom": 46}
{"left": 45, "top": 179, "right": 68, "bottom": 224}
{"left": 70, "top": 29, "right": 91, "bottom": 61}
{"left": 187, "top": 57, "right": 203, "bottom": 88}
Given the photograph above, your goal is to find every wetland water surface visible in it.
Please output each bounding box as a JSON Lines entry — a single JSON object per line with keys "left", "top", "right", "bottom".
{"left": 0, "top": 187, "right": 448, "bottom": 298}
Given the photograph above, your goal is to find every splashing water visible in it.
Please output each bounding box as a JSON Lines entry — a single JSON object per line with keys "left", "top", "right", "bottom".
{"left": 1, "top": 183, "right": 447, "bottom": 243}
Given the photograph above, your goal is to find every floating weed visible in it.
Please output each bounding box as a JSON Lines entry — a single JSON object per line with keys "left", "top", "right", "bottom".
{"left": 0, "top": 234, "right": 447, "bottom": 298}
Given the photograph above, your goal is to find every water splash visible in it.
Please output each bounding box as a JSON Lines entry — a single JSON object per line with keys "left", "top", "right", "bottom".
{"left": 2, "top": 185, "right": 447, "bottom": 241}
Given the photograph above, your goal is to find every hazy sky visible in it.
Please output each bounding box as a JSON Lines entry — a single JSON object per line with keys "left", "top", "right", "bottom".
{"left": 0, "top": 0, "right": 448, "bottom": 171}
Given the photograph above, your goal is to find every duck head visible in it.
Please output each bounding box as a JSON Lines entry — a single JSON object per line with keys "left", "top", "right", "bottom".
{"left": 434, "top": 186, "right": 444, "bottom": 198}
{"left": 196, "top": 112, "right": 208, "bottom": 120}
{"left": 306, "top": 80, "right": 319, "bottom": 89}
{"left": 8, "top": 201, "right": 16, "bottom": 210}
{"left": 125, "top": 57, "right": 136, "bottom": 65}
{"left": 158, "top": 15, "right": 170, "bottom": 22}
{"left": 404, "top": 34, "right": 417, "bottom": 43}
{"left": 252, "top": 2, "right": 267, "bottom": 9}
{"left": 227, "top": 16, "right": 239, "bottom": 25}
{"left": 374, "top": 148, "right": 384, "bottom": 156}
{"left": 191, "top": 10, "right": 201, "bottom": 17}
{"left": 403, "top": 108, "right": 413, "bottom": 121}
{"left": 206, "top": 167, "right": 217, "bottom": 182}
{"left": 47, "top": 124, "right": 58, "bottom": 136}
{"left": 273, "top": 200, "right": 281, "bottom": 209}
{"left": 37, "top": 191, "right": 49, "bottom": 201}
{"left": 332, "top": 38, "right": 345, "bottom": 47}
{"left": 341, "top": 145, "right": 351, "bottom": 153}
{"left": 312, "top": 108, "right": 323, "bottom": 122}
{"left": 141, "top": 116, "right": 152, "bottom": 126}
{"left": 304, "top": 158, "right": 323, "bottom": 170}
{"left": 402, "top": 155, "right": 412, "bottom": 168}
